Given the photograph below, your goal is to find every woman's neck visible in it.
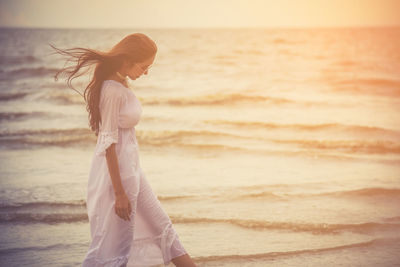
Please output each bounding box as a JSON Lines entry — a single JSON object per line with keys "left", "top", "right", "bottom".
{"left": 107, "top": 73, "right": 128, "bottom": 88}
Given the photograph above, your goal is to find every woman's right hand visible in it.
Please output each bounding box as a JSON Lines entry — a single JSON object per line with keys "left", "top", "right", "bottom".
{"left": 114, "top": 192, "right": 132, "bottom": 221}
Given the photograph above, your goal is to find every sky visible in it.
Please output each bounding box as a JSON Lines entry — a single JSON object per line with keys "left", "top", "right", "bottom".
{"left": 0, "top": 0, "right": 399, "bottom": 29}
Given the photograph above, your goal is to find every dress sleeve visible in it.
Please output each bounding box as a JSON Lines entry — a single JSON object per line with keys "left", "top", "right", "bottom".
{"left": 95, "top": 87, "right": 125, "bottom": 156}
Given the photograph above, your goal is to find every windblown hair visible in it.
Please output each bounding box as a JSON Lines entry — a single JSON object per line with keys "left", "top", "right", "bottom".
{"left": 50, "top": 33, "right": 157, "bottom": 136}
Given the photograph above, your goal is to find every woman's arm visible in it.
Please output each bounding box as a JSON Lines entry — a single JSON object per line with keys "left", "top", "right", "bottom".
{"left": 105, "top": 144, "right": 125, "bottom": 196}
{"left": 105, "top": 143, "right": 132, "bottom": 221}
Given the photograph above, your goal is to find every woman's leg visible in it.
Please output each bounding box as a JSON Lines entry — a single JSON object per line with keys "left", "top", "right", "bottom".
{"left": 136, "top": 169, "right": 197, "bottom": 266}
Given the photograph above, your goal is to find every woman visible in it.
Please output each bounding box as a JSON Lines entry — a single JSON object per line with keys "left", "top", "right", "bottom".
{"left": 50, "top": 33, "right": 197, "bottom": 267}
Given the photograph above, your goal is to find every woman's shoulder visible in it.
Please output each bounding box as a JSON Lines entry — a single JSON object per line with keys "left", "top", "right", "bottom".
{"left": 101, "top": 80, "right": 127, "bottom": 98}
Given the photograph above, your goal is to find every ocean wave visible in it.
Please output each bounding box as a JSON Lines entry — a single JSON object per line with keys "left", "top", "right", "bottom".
{"left": 131, "top": 129, "right": 400, "bottom": 156}
{"left": 0, "top": 136, "right": 95, "bottom": 148}
{"left": 205, "top": 120, "right": 400, "bottom": 138}
{"left": 158, "top": 191, "right": 283, "bottom": 201}
{"left": 0, "top": 128, "right": 92, "bottom": 137}
{"left": 0, "top": 55, "right": 39, "bottom": 65}
{"left": 0, "top": 128, "right": 241, "bottom": 149}
{"left": 0, "top": 128, "right": 95, "bottom": 147}
{"left": 136, "top": 129, "right": 248, "bottom": 146}
{"left": 382, "top": 216, "right": 400, "bottom": 223}
{"left": 270, "top": 138, "right": 400, "bottom": 154}
{"left": 205, "top": 120, "right": 400, "bottom": 154}
{"left": 3, "top": 187, "right": 398, "bottom": 210}
{"left": 0, "top": 128, "right": 238, "bottom": 148}
{"left": 157, "top": 195, "right": 197, "bottom": 201}
{"left": 0, "top": 128, "right": 95, "bottom": 138}
{"left": 0, "top": 111, "right": 53, "bottom": 121}
{"left": 225, "top": 187, "right": 400, "bottom": 201}
{"left": 272, "top": 38, "right": 300, "bottom": 44}
{"left": 141, "top": 93, "right": 293, "bottom": 106}
{"left": 193, "top": 237, "right": 400, "bottom": 263}
{"left": 334, "top": 77, "right": 400, "bottom": 88}
{"left": 0, "top": 127, "right": 250, "bottom": 144}
{"left": 331, "top": 77, "right": 400, "bottom": 97}
{"left": 0, "top": 92, "right": 29, "bottom": 101}
{"left": 0, "top": 212, "right": 88, "bottom": 224}
{"left": 42, "top": 93, "right": 85, "bottom": 105}
{"left": 315, "top": 187, "right": 400, "bottom": 198}
{"left": 42, "top": 89, "right": 356, "bottom": 108}
{"left": 1, "top": 200, "right": 399, "bottom": 235}
{"left": 1, "top": 127, "right": 399, "bottom": 157}
{"left": 233, "top": 49, "right": 264, "bottom": 55}
{"left": 1, "top": 67, "right": 60, "bottom": 79}
{"left": 0, "top": 200, "right": 86, "bottom": 210}
{"left": 159, "top": 187, "right": 400, "bottom": 202}
{"left": 0, "top": 201, "right": 87, "bottom": 223}
{"left": 2, "top": 210, "right": 399, "bottom": 235}
{"left": 0, "top": 243, "right": 83, "bottom": 255}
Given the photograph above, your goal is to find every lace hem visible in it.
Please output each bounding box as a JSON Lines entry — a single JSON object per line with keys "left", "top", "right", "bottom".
{"left": 128, "top": 226, "right": 187, "bottom": 267}
{"left": 82, "top": 254, "right": 128, "bottom": 267}
{"left": 160, "top": 223, "right": 187, "bottom": 265}
{"left": 95, "top": 129, "right": 119, "bottom": 156}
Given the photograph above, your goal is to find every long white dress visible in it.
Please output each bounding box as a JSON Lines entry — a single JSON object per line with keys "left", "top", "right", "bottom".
{"left": 82, "top": 80, "right": 187, "bottom": 267}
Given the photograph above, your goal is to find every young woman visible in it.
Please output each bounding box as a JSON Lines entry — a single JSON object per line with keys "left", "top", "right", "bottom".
{"left": 51, "top": 33, "right": 196, "bottom": 267}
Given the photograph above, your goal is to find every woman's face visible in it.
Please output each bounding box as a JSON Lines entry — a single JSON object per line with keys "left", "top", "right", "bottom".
{"left": 125, "top": 54, "right": 155, "bottom": 80}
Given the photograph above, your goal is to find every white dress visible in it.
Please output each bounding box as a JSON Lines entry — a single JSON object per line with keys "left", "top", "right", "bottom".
{"left": 82, "top": 80, "right": 187, "bottom": 267}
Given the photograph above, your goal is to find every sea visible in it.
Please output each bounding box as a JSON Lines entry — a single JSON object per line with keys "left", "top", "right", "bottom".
{"left": 0, "top": 27, "right": 399, "bottom": 267}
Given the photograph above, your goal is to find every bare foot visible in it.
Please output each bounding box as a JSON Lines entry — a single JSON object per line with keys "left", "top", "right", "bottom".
{"left": 171, "top": 253, "right": 197, "bottom": 267}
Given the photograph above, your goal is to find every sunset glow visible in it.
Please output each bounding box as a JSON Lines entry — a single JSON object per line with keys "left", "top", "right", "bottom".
{"left": 0, "top": 0, "right": 399, "bottom": 29}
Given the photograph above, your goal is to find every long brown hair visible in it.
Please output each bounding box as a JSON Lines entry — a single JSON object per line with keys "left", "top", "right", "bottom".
{"left": 49, "top": 33, "right": 157, "bottom": 136}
